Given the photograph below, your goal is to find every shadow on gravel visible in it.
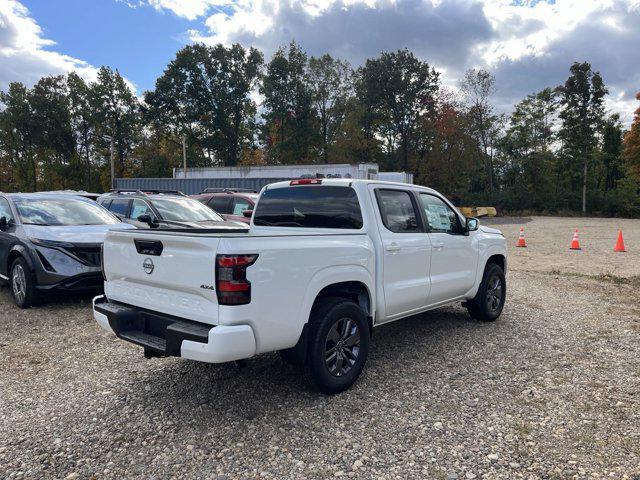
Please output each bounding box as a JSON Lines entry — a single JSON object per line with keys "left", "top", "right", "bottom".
{"left": 0, "top": 283, "right": 98, "bottom": 308}
{"left": 110, "top": 305, "right": 484, "bottom": 429}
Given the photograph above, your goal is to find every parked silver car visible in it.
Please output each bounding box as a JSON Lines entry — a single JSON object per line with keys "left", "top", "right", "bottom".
{"left": 0, "top": 193, "right": 133, "bottom": 308}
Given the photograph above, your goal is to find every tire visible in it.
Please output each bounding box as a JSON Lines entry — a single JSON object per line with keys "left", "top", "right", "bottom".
{"left": 10, "top": 257, "right": 38, "bottom": 309}
{"left": 466, "top": 262, "right": 506, "bottom": 322}
{"left": 305, "top": 297, "right": 370, "bottom": 394}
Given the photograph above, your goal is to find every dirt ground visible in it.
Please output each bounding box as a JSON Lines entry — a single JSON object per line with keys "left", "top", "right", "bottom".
{"left": 486, "top": 216, "right": 640, "bottom": 279}
{"left": 1, "top": 216, "right": 639, "bottom": 479}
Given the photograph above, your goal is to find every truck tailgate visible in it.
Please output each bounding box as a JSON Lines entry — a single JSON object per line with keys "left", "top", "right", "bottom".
{"left": 103, "top": 230, "right": 221, "bottom": 325}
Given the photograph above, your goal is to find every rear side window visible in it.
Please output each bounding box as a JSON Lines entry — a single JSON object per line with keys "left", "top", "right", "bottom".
{"left": 108, "top": 199, "right": 130, "bottom": 216}
{"left": 376, "top": 189, "right": 421, "bottom": 233}
{"left": 253, "top": 186, "right": 363, "bottom": 229}
{"left": 208, "top": 196, "right": 231, "bottom": 214}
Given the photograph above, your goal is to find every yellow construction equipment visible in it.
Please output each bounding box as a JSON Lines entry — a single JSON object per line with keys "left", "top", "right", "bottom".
{"left": 459, "top": 206, "right": 497, "bottom": 218}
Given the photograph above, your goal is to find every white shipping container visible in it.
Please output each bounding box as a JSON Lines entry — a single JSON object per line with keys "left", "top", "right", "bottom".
{"left": 174, "top": 163, "right": 380, "bottom": 180}
{"left": 377, "top": 171, "right": 414, "bottom": 184}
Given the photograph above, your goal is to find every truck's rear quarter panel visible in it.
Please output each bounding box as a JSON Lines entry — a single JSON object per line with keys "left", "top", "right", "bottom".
{"left": 218, "top": 232, "right": 375, "bottom": 353}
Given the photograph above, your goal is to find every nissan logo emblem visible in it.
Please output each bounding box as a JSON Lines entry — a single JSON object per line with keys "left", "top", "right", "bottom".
{"left": 143, "top": 258, "right": 154, "bottom": 274}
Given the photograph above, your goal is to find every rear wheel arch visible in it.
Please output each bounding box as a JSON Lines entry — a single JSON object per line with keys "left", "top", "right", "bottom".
{"left": 280, "top": 280, "right": 373, "bottom": 367}
{"left": 312, "top": 281, "right": 371, "bottom": 317}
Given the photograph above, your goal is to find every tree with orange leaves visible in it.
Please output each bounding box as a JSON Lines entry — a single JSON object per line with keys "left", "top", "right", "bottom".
{"left": 622, "top": 92, "right": 640, "bottom": 180}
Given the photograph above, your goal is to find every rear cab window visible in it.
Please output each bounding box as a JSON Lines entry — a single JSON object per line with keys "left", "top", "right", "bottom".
{"left": 253, "top": 185, "right": 363, "bottom": 229}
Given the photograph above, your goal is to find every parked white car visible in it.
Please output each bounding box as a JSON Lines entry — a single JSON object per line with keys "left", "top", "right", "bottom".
{"left": 93, "top": 179, "right": 507, "bottom": 393}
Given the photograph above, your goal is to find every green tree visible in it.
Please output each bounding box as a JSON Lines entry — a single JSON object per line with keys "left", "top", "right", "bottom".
{"left": 261, "top": 42, "right": 316, "bottom": 164}
{"left": 92, "top": 66, "right": 140, "bottom": 185}
{"left": 67, "top": 72, "right": 100, "bottom": 189}
{"left": 30, "top": 75, "right": 76, "bottom": 190}
{"left": 623, "top": 92, "right": 640, "bottom": 182}
{"left": 145, "top": 43, "right": 262, "bottom": 168}
{"left": 598, "top": 114, "right": 624, "bottom": 192}
{"left": 307, "top": 54, "right": 353, "bottom": 163}
{"left": 357, "top": 49, "right": 439, "bottom": 172}
{"left": 0, "top": 82, "right": 38, "bottom": 191}
{"left": 497, "top": 88, "right": 558, "bottom": 209}
{"left": 557, "top": 61, "right": 607, "bottom": 214}
{"left": 461, "top": 69, "right": 502, "bottom": 195}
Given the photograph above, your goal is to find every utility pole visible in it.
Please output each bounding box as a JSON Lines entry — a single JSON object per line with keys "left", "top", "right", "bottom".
{"left": 182, "top": 133, "right": 187, "bottom": 178}
{"left": 110, "top": 136, "right": 115, "bottom": 189}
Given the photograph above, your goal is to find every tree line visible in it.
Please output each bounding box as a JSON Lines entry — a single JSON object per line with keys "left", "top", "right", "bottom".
{"left": 1, "top": 42, "right": 639, "bottom": 216}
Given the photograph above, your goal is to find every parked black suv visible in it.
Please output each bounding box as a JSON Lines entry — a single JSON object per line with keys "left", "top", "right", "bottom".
{"left": 97, "top": 190, "right": 245, "bottom": 229}
{"left": 0, "top": 193, "right": 133, "bottom": 308}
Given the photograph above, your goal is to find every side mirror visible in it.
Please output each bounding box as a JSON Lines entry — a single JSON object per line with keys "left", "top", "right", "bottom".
{"left": 0, "top": 216, "right": 6, "bottom": 231}
{"left": 137, "top": 214, "right": 159, "bottom": 228}
{"left": 242, "top": 209, "right": 253, "bottom": 218}
{"left": 466, "top": 217, "right": 479, "bottom": 232}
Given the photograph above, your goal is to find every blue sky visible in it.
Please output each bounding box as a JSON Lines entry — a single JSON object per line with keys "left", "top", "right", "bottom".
{"left": 1, "top": 0, "right": 639, "bottom": 123}
{"left": 21, "top": 0, "right": 195, "bottom": 92}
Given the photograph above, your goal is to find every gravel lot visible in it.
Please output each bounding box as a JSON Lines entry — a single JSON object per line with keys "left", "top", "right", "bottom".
{"left": 1, "top": 216, "right": 639, "bottom": 479}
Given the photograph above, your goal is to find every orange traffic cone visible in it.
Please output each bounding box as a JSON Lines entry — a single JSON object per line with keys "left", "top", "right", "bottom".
{"left": 570, "top": 229, "right": 581, "bottom": 250}
{"left": 614, "top": 230, "right": 626, "bottom": 252}
{"left": 516, "top": 227, "right": 527, "bottom": 247}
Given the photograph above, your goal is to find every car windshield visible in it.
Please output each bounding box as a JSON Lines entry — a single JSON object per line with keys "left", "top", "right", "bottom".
{"left": 152, "top": 197, "right": 223, "bottom": 223}
{"left": 14, "top": 197, "right": 119, "bottom": 226}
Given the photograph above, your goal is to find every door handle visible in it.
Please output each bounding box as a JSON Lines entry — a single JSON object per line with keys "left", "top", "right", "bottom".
{"left": 432, "top": 241, "right": 444, "bottom": 250}
{"left": 386, "top": 243, "right": 401, "bottom": 253}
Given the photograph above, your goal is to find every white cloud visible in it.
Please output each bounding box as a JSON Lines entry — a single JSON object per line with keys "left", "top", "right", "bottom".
{"left": 0, "top": 1, "right": 139, "bottom": 94}
{"left": 176, "top": 0, "right": 639, "bottom": 125}
{"left": 0, "top": 0, "right": 100, "bottom": 91}
{"left": 483, "top": 0, "right": 640, "bottom": 125}
{"left": 143, "top": 0, "right": 233, "bottom": 20}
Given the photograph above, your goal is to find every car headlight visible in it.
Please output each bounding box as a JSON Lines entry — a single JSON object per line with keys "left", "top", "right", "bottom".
{"left": 29, "top": 238, "right": 75, "bottom": 249}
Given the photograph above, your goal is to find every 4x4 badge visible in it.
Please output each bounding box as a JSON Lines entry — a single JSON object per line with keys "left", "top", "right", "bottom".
{"left": 143, "top": 258, "right": 154, "bottom": 274}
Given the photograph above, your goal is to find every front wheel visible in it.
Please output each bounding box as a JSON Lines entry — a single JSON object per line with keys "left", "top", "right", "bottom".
{"left": 306, "top": 297, "right": 370, "bottom": 394}
{"left": 466, "top": 263, "right": 506, "bottom": 322}
{"left": 10, "top": 257, "right": 38, "bottom": 309}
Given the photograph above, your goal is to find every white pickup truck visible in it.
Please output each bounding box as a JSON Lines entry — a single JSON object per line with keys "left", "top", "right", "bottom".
{"left": 93, "top": 179, "right": 506, "bottom": 393}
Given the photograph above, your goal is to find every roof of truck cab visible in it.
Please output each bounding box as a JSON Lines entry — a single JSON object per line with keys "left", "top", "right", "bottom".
{"left": 264, "top": 178, "right": 438, "bottom": 193}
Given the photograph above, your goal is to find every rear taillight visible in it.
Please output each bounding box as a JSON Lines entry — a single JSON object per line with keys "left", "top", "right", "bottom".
{"left": 216, "top": 254, "right": 258, "bottom": 305}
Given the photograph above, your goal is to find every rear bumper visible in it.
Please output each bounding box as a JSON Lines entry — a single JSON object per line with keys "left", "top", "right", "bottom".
{"left": 92, "top": 295, "right": 256, "bottom": 363}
